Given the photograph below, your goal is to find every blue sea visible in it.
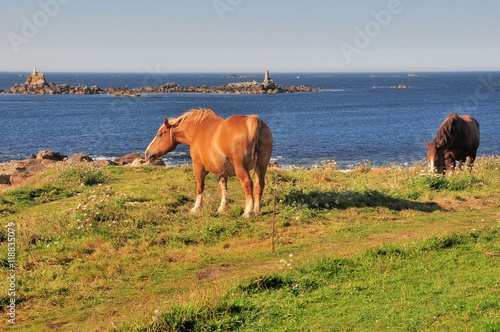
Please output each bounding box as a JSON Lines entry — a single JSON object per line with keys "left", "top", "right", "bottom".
{"left": 1, "top": 72, "right": 499, "bottom": 168}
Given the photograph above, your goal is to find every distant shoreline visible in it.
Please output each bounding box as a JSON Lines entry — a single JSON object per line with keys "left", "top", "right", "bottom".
{"left": 0, "top": 70, "right": 321, "bottom": 96}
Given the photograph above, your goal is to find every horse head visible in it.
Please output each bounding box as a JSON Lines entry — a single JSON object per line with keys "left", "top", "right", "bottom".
{"left": 145, "top": 118, "right": 178, "bottom": 162}
{"left": 425, "top": 139, "right": 445, "bottom": 173}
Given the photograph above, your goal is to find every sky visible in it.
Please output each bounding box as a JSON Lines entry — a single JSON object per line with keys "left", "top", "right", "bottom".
{"left": 1, "top": 0, "right": 499, "bottom": 73}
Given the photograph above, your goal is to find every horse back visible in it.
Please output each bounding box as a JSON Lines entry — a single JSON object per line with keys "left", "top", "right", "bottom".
{"left": 459, "top": 115, "right": 480, "bottom": 152}
{"left": 218, "top": 115, "right": 272, "bottom": 168}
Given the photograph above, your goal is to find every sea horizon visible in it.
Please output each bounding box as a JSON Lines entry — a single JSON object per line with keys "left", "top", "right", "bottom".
{"left": 1, "top": 71, "right": 499, "bottom": 168}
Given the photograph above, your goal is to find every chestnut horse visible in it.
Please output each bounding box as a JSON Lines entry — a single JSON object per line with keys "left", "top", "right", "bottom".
{"left": 425, "top": 112, "right": 480, "bottom": 174}
{"left": 145, "top": 109, "right": 273, "bottom": 217}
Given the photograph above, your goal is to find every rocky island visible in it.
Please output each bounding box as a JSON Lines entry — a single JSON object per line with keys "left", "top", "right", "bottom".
{"left": 2, "top": 69, "right": 321, "bottom": 96}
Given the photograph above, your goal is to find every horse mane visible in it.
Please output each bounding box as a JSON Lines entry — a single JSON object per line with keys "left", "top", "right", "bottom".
{"left": 169, "top": 108, "right": 221, "bottom": 126}
{"left": 435, "top": 112, "right": 461, "bottom": 147}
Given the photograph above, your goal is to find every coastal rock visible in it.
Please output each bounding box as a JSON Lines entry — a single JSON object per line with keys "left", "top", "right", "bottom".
{"left": 131, "top": 157, "right": 145, "bottom": 166}
{"left": 114, "top": 152, "right": 142, "bottom": 165}
{"left": 9, "top": 172, "right": 31, "bottom": 186}
{"left": 36, "top": 150, "right": 68, "bottom": 161}
{"left": 70, "top": 153, "right": 93, "bottom": 163}
{"left": 25, "top": 68, "right": 48, "bottom": 87}
{"left": 2, "top": 70, "right": 321, "bottom": 96}
{"left": 145, "top": 158, "right": 165, "bottom": 167}
{"left": 0, "top": 150, "right": 167, "bottom": 188}
{"left": 0, "top": 174, "right": 11, "bottom": 185}
{"left": 112, "top": 88, "right": 140, "bottom": 97}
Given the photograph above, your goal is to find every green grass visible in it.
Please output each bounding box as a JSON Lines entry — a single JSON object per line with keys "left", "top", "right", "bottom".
{"left": 0, "top": 157, "right": 499, "bottom": 331}
{"left": 138, "top": 230, "right": 499, "bottom": 331}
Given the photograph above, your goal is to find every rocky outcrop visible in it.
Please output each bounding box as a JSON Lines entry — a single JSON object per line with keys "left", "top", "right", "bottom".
{"left": 2, "top": 70, "right": 321, "bottom": 96}
{"left": 36, "top": 150, "right": 68, "bottom": 161}
{"left": 114, "top": 152, "right": 142, "bottom": 165}
{"left": 9, "top": 82, "right": 105, "bottom": 95}
{"left": 0, "top": 150, "right": 164, "bottom": 188}
{"left": 70, "top": 153, "right": 93, "bottom": 163}
{"left": 25, "top": 68, "right": 48, "bottom": 87}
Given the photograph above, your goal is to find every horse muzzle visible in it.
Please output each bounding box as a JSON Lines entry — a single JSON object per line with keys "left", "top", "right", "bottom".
{"left": 145, "top": 151, "right": 157, "bottom": 163}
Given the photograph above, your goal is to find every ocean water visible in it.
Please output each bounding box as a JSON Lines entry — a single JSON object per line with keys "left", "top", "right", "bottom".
{"left": 1, "top": 72, "right": 499, "bottom": 168}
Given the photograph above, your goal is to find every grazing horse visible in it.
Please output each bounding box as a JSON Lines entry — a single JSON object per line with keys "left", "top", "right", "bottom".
{"left": 145, "top": 109, "right": 273, "bottom": 217}
{"left": 425, "top": 112, "right": 480, "bottom": 174}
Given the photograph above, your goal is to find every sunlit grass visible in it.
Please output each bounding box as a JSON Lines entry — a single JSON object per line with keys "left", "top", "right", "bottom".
{"left": 0, "top": 157, "right": 499, "bottom": 331}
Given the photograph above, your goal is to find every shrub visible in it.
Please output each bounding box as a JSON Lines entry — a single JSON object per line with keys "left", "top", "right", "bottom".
{"left": 55, "top": 161, "right": 112, "bottom": 186}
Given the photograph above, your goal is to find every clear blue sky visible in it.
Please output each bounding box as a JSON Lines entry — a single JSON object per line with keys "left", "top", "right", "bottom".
{"left": 1, "top": 0, "right": 499, "bottom": 73}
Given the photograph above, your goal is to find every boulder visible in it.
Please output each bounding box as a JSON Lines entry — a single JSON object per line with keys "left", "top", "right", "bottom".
{"left": 36, "top": 150, "right": 68, "bottom": 161}
{"left": 131, "top": 157, "right": 146, "bottom": 166}
{"left": 9, "top": 172, "right": 31, "bottom": 186}
{"left": 0, "top": 174, "right": 11, "bottom": 185}
{"left": 149, "top": 158, "right": 165, "bottom": 167}
{"left": 114, "top": 152, "right": 142, "bottom": 165}
{"left": 70, "top": 153, "right": 93, "bottom": 163}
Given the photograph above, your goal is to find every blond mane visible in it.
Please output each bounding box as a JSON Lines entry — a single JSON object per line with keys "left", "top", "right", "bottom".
{"left": 169, "top": 108, "right": 221, "bottom": 126}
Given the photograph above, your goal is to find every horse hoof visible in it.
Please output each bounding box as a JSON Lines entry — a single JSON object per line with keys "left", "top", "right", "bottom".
{"left": 242, "top": 212, "right": 254, "bottom": 218}
{"left": 190, "top": 208, "right": 200, "bottom": 214}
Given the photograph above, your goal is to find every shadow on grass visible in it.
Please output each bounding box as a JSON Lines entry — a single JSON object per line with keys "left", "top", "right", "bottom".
{"left": 283, "top": 189, "right": 440, "bottom": 212}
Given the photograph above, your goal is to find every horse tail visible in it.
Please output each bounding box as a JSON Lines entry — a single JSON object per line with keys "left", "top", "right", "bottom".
{"left": 246, "top": 115, "right": 261, "bottom": 169}
{"left": 246, "top": 115, "right": 273, "bottom": 172}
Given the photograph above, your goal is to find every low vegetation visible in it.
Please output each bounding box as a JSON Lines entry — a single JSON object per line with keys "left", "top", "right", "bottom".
{"left": 1, "top": 157, "right": 499, "bottom": 331}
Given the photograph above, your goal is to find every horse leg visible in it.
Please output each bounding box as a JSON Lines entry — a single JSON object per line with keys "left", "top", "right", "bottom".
{"left": 191, "top": 165, "right": 207, "bottom": 214}
{"left": 217, "top": 176, "right": 228, "bottom": 212}
{"left": 252, "top": 124, "right": 273, "bottom": 215}
{"left": 252, "top": 159, "right": 269, "bottom": 215}
{"left": 467, "top": 152, "right": 477, "bottom": 172}
{"left": 445, "top": 157, "right": 455, "bottom": 175}
{"left": 235, "top": 166, "right": 254, "bottom": 218}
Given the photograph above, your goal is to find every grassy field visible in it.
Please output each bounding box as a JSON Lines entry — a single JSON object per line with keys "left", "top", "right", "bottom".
{"left": 0, "top": 157, "right": 499, "bottom": 331}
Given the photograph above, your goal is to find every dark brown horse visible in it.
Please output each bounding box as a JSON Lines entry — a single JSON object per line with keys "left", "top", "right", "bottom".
{"left": 145, "top": 109, "right": 273, "bottom": 217}
{"left": 425, "top": 112, "right": 480, "bottom": 174}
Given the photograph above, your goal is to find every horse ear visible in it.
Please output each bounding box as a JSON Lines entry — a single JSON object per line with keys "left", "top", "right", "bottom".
{"left": 425, "top": 140, "right": 431, "bottom": 149}
{"left": 163, "top": 118, "right": 171, "bottom": 128}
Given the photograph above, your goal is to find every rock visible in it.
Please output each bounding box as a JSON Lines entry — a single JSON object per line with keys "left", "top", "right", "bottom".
{"left": 36, "top": 150, "right": 68, "bottom": 161}
{"left": 0, "top": 162, "right": 17, "bottom": 175}
{"left": 9, "top": 172, "right": 31, "bottom": 186}
{"left": 25, "top": 162, "right": 47, "bottom": 174}
{"left": 131, "top": 157, "right": 146, "bottom": 166}
{"left": 0, "top": 174, "right": 11, "bottom": 185}
{"left": 70, "top": 153, "right": 93, "bottom": 162}
{"left": 114, "top": 152, "right": 142, "bottom": 165}
{"left": 25, "top": 67, "right": 48, "bottom": 87}
{"left": 10, "top": 158, "right": 43, "bottom": 171}
{"left": 7, "top": 69, "right": 321, "bottom": 95}
{"left": 150, "top": 158, "right": 165, "bottom": 166}
{"left": 112, "top": 88, "right": 140, "bottom": 97}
